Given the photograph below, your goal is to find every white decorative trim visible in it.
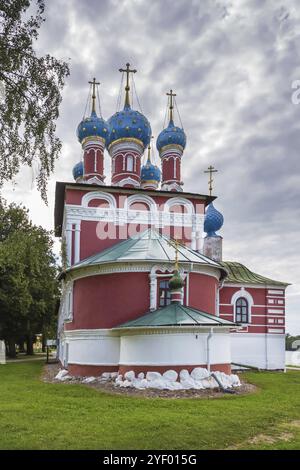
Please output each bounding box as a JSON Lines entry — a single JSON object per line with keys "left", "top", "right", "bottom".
{"left": 81, "top": 191, "right": 116, "bottom": 209}
{"left": 74, "top": 222, "right": 81, "bottom": 264}
{"left": 67, "top": 261, "right": 221, "bottom": 284}
{"left": 231, "top": 288, "right": 254, "bottom": 323}
{"left": 268, "top": 308, "right": 284, "bottom": 314}
{"left": 113, "top": 177, "right": 140, "bottom": 188}
{"left": 160, "top": 147, "right": 182, "bottom": 159}
{"left": 124, "top": 194, "right": 156, "bottom": 212}
{"left": 164, "top": 197, "right": 195, "bottom": 214}
{"left": 85, "top": 176, "right": 105, "bottom": 186}
{"left": 66, "top": 223, "right": 72, "bottom": 266}
{"left": 65, "top": 204, "right": 204, "bottom": 229}
{"left": 161, "top": 182, "right": 183, "bottom": 192}
{"left": 225, "top": 283, "right": 287, "bottom": 290}
{"left": 149, "top": 264, "right": 185, "bottom": 310}
{"left": 109, "top": 140, "right": 144, "bottom": 156}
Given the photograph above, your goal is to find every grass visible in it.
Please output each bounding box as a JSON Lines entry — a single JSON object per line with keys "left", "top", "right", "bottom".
{"left": 0, "top": 361, "right": 299, "bottom": 450}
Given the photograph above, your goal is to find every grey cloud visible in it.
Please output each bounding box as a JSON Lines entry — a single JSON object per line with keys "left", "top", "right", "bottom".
{"left": 2, "top": 0, "right": 299, "bottom": 333}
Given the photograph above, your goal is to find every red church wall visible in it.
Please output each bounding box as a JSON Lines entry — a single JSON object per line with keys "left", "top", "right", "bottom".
{"left": 65, "top": 187, "right": 207, "bottom": 262}
{"left": 219, "top": 285, "right": 286, "bottom": 334}
{"left": 188, "top": 273, "right": 218, "bottom": 314}
{"left": 65, "top": 188, "right": 206, "bottom": 214}
{"left": 67, "top": 272, "right": 150, "bottom": 330}
{"left": 80, "top": 220, "right": 120, "bottom": 259}
{"left": 219, "top": 286, "right": 267, "bottom": 305}
{"left": 67, "top": 362, "right": 231, "bottom": 377}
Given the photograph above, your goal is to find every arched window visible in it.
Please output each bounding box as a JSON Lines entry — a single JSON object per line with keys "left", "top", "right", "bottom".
{"left": 126, "top": 155, "right": 134, "bottom": 172}
{"left": 159, "top": 280, "right": 171, "bottom": 307}
{"left": 235, "top": 297, "right": 249, "bottom": 323}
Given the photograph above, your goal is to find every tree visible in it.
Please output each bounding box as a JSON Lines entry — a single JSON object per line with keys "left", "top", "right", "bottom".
{"left": 0, "top": 1, "right": 69, "bottom": 201}
{"left": 0, "top": 199, "right": 60, "bottom": 356}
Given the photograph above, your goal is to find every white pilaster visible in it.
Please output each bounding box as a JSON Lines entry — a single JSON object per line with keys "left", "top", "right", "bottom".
{"left": 66, "top": 223, "right": 72, "bottom": 267}
{"left": 74, "top": 223, "right": 81, "bottom": 264}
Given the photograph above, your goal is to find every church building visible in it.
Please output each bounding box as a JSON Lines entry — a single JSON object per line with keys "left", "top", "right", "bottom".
{"left": 55, "top": 64, "right": 288, "bottom": 377}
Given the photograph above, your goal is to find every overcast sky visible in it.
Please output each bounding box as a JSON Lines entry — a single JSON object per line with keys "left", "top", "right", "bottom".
{"left": 2, "top": 0, "right": 300, "bottom": 334}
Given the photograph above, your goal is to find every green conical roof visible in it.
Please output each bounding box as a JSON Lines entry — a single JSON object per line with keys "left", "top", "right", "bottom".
{"left": 113, "top": 303, "right": 237, "bottom": 329}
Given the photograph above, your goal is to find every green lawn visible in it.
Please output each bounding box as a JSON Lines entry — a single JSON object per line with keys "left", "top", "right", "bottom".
{"left": 0, "top": 361, "right": 299, "bottom": 450}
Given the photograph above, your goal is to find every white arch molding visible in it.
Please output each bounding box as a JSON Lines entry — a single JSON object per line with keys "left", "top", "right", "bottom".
{"left": 231, "top": 288, "right": 254, "bottom": 323}
{"left": 124, "top": 194, "right": 157, "bottom": 212}
{"left": 81, "top": 191, "right": 117, "bottom": 209}
{"left": 164, "top": 197, "right": 194, "bottom": 214}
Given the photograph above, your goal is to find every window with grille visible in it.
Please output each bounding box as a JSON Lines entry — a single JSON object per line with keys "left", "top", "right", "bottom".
{"left": 126, "top": 155, "right": 134, "bottom": 172}
{"left": 235, "top": 297, "right": 249, "bottom": 323}
{"left": 159, "top": 280, "right": 171, "bottom": 307}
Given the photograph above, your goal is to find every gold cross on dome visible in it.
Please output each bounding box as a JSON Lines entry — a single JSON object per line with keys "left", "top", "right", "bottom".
{"left": 166, "top": 89, "right": 176, "bottom": 122}
{"left": 204, "top": 165, "right": 218, "bottom": 196}
{"left": 119, "top": 62, "right": 137, "bottom": 107}
{"left": 88, "top": 77, "right": 100, "bottom": 113}
{"left": 167, "top": 238, "right": 182, "bottom": 270}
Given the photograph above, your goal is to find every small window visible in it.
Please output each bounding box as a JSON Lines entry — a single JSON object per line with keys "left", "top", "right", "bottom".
{"left": 65, "top": 286, "right": 73, "bottom": 321}
{"left": 126, "top": 155, "right": 134, "bottom": 172}
{"left": 159, "top": 280, "right": 171, "bottom": 307}
{"left": 235, "top": 297, "right": 249, "bottom": 323}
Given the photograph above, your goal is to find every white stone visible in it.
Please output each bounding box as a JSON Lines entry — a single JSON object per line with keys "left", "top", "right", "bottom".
{"left": 213, "top": 371, "right": 232, "bottom": 389}
{"left": 137, "top": 372, "right": 145, "bottom": 380}
{"left": 163, "top": 370, "right": 178, "bottom": 382}
{"left": 201, "top": 378, "right": 212, "bottom": 389}
{"left": 180, "top": 378, "right": 196, "bottom": 389}
{"left": 179, "top": 369, "right": 190, "bottom": 380}
{"left": 82, "top": 376, "right": 96, "bottom": 384}
{"left": 230, "top": 374, "right": 241, "bottom": 387}
{"left": 147, "top": 378, "right": 166, "bottom": 389}
{"left": 164, "top": 381, "right": 184, "bottom": 390}
{"left": 119, "top": 379, "right": 133, "bottom": 388}
{"left": 146, "top": 371, "right": 162, "bottom": 381}
{"left": 191, "top": 367, "right": 209, "bottom": 380}
{"left": 207, "top": 376, "right": 219, "bottom": 388}
{"left": 124, "top": 370, "right": 135, "bottom": 381}
{"left": 55, "top": 369, "right": 69, "bottom": 380}
{"left": 101, "top": 372, "right": 111, "bottom": 379}
{"left": 60, "top": 375, "right": 73, "bottom": 382}
{"left": 110, "top": 372, "right": 118, "bottom": 379}
{"left": 134, "top": 378, "right": 149, "bottom": 389}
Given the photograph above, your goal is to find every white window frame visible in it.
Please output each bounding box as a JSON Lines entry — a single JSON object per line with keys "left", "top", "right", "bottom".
{"left": 231, "top": 288, "right": 253, "bottom": 324}
{"left": 126, "top": 154, "right": 134, "bottom": 172}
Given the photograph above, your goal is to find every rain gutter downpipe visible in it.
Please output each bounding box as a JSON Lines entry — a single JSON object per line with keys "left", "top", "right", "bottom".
{"left": 207, "top": 327, "right": 214, "bottom": 373}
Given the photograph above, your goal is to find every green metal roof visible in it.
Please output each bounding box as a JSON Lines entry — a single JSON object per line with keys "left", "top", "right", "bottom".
{"left": 69, "top": 228, "right": 226, "bottom": 274}
{"left": 114, "top": 303, "right": 237, "bottom": 329}
{"left": 221, "top": 261, "right": 289, "bottom": 287}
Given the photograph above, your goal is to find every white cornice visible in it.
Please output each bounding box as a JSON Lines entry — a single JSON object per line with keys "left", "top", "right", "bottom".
{"left": 65, "top": 261, "right": 221, "bottom": 283}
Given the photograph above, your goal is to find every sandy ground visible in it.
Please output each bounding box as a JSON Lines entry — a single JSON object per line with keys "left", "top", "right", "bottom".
{"left": 42, "top": 363, "right": 257, "bottom": 399}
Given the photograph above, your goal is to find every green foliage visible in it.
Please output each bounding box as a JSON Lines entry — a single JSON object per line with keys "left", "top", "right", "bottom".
{"left": 0, "top": 199, "right": 59, "bottom": 352}
{"left": 285, "top": 333, "right": 300, "bottom": 351}
{"left": 0, "top": 1, "right": 69, "bottom": 201}
{"left": 0, "top": 362, "right": 300, "bottom": 449}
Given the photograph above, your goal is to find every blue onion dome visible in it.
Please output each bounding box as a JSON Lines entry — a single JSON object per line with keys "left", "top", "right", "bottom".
{"left": 72, "top": 161, "right": 83, "bottom": 180}
{"left": 77, "top": 111, "right": 109, "bottom": 144}
{"left": 204, "top": 203, "right": 224, "bottom": 237}
{"left": 156, "top": 119, "right": 186, "bottom": 153}
{"left": 141, "top": 157, "right": 161, "bottom": 183}
{"left": 106, "top": 104, "right": 152, "bottom": 150}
